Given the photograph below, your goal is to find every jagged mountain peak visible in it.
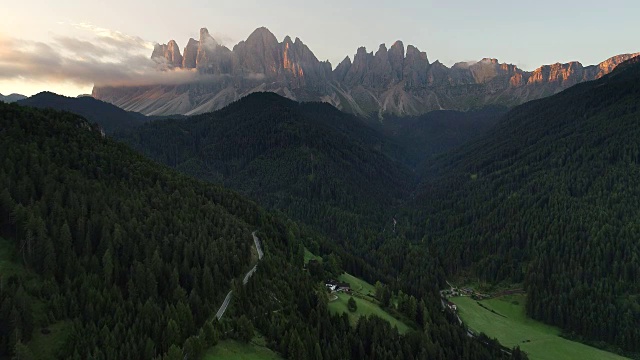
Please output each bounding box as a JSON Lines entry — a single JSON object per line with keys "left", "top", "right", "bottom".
{"left": 198, "top": 28, "right": 218, "bottom": 47}
{"left": 246, "top": 26, "right": 278, "bottom": 46}
{"left": 182, "top": 38, "right": 199, "bottom": 69}
{"left": 390, "top": 41, "right": 405, "bottom": 56}
{"left": 480, "top": 58, "right": 499, "bottom": 64}
{"left": 93, "top": 27, "right": 639, "bottom": 118}
{"left": 355, "top": 46, "right": 371, "bottom": 55}
{"left": 199, "top": 27, "right": 210, "bottom": 37}
{"left": 151, "top": 40, "right": 183, "bottom": 69}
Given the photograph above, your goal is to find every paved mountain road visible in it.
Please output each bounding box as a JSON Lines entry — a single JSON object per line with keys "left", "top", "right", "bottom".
{"left": 252, "top": 231, "right": 263, "bottom": 260}
{"left": 215, "top": 231, "right": 263, "bottom": 319}
{"left": 215, "top": 291, "right": 233, "bottom": 320}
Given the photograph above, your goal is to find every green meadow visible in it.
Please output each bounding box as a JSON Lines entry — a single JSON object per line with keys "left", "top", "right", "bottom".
{"left": 328, "top": 292, "right": 411, "bottom": 334}
{"left": 203, "top": 337, "right": 282, "bottom": 360}
{"left": 1, "top": 237, "right": 72, "bottom": 359}
{"left": 304, "top": 247, "right": 411, "bottom": 334}
{"left": 303, "top": 247, "right": 321, "bottom": 263}
{"left": 451, "top": 295, "right": 627, "bottom": 360}
{"left": 338, "top": 273, "right": 376, "bottom": 298}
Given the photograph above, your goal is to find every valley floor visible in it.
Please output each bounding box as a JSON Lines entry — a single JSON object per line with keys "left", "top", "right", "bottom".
{"left": 203, "top": 336, "right": 282, "bottom": 360}
{"left": 450, "top": 295, "right": 628, "bottom": 360}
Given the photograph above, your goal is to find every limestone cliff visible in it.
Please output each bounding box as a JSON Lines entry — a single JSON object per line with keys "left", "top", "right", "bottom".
{"left": 93, "top": 26, "right": 639, "bottom": 117}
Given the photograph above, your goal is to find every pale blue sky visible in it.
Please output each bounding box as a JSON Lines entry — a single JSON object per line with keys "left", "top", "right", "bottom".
{"left": 1, "top": 0, "right": 638, "bottom": 96}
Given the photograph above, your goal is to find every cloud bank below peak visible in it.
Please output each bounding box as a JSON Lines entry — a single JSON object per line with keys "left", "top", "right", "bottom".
{"left": 0, "top": 24, "right": 213, "bottom": 89}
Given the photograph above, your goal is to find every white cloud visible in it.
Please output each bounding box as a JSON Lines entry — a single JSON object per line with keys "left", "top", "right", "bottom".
{"left": 0, "top": 23, "right": 272, "bottom": 92}
{"left": 0, "top": 25, "right": 206, "bottom": 88}
{"left": 70, "top": 22, "right": 154, "bottom": 52}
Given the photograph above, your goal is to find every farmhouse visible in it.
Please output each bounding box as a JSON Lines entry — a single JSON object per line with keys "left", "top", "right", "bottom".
{"left": 325, "top": 280, "right": 351, "bottom": 293}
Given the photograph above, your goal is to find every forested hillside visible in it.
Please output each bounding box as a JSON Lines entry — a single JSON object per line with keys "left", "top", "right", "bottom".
{"left": 17, "top": 92, "right": 150, "bottom": 134}
{"left": 369, "top": 106, "right": 506, "bottom": 168}
{"left": 0, "top": 103, "right": 522, "bottom": 359}
{"left": 404, "top": 57, "right": 640, "bottom": 355}
{"left": 0, "top": 103, "right": 270, "bottom": 358}
{"left": 116, "top": 93, "right": 413, "bottom": 249}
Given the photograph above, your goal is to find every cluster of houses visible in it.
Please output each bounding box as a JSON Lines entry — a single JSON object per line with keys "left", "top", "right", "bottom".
{"left": 442, "top": 286, "right": 490, "bottom": 300}
{"left": 440, "top": 283, "right": 491, "bottom": 314}
{"left": 461, "top": 288, "right": 490, "bottom": 300}
{"left": 441, "top": 288, "right": 459, "bottom": 297}
{"left": 445, "top": 300, "right": 457, "bottom": 312}
{"left": 325, "top": 280, "right": 351, "bottom": 293}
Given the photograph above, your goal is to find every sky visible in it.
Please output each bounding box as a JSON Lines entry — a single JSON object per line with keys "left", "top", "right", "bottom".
{"left": 1, "top": 0, "right": 639, "bottom": 97}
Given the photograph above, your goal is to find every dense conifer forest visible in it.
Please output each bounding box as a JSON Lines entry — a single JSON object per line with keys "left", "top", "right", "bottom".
{"left": 405, "top": 57, "right": 640, "bottom": 355}
{"left": 0, "top": 103, "right": 524, "bottom": 359}
{"left": 115, "top": 94, "right": 416, "bottom": 266}
{"left": 114, "top": 57, "right": 640, "bottom": 357}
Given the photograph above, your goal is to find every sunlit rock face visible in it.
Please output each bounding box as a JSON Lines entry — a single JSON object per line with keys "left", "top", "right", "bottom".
{"left": 93, "top": 27, "right": 639, "bottom": 117}
{"left": 182, "top": 38, "right": 199, "bottom": 69}
{"left": 152, "top": 40, "right": 183, "bottom": 69}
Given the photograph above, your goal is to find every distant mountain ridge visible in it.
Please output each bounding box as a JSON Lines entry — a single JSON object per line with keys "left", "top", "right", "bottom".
{"left": 92, "top": 26, "right": 639, "bottom": 117}
{"left": 17, "top": 92, "right": 149, "bottom": 133}
{"left": 0, "top": 93, "right": 26, "bottom": 103}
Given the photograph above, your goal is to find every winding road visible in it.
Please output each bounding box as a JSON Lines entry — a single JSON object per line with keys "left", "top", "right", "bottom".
{"left": 215, "top": 291, "right": 233, "bottom": 320}
{"left": 215, "top": 231, "right": 263, "bottom": 320}
{"left": 252, "top": 231, "right": 264, "bottom": 260}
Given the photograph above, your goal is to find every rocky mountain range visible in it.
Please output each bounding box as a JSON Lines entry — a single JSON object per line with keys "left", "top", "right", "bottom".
{"left": 92, "top": 27, "right": 639, "bottom": 117}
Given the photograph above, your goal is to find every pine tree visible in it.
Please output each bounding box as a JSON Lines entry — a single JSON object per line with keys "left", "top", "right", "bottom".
{"left": 348, "top": 297, "right": 357, "bottom": 312}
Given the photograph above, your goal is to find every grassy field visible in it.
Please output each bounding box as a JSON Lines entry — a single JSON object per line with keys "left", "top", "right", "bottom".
{"left": 1, "top": 238, "right": 73, "bottom": 359}
{"left": 451, "top": 295, "right": 628, "bottom": 360}
{"left": 203, "top": 337, "right": 282, "bottom": 360}
{"left": 303, "top": 247, "right": 321, "bottom": 263}
{"left": 328, "top": 292, "right": 411, "bottom": 334}
{"left": 338, "top": 273, "right": 376, "bottom": 298}
{"left": 304, "top": 248, "right": 411, "bottom": 334}
{"left": 27, "top": 321, "right": 73, "bottom": 360}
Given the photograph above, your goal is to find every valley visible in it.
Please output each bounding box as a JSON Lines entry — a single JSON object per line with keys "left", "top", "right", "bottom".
{"left": 1, "top": 12, "right": 639, "bottom": 358}
{"left": 0, "top": 102, "right": 515, "bottom": 359}
{"left": 450, "top": 295, "right": 627, "bottom": 360}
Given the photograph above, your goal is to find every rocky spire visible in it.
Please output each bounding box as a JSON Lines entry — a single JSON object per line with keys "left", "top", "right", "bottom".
{"left": 234, "top": 27, "right": 280, "bottom": 77}
{"left": 333, "top": 56, "right": 352, "bottom": 82}
{"left": 404, "top": 45, "right": 429, "bottom": 87}
{"left": 370, "top": 44, "right": 392, "bottom": 87}
{"left": 344, "top": 47, "right": 374, "bottom": 86}
{"left": 389, "top": 41, "right": 405, "bottom": 82}
{"left": 182, "top": 38, "right": 199, "bottom": 69}
{"left": 151, "top": 41, "right": 183, "bottom": 69}
{"left": 151, "top": 44, "right": 167, "bottom": 60}
{"left": 166, "top": 40, "right": 183, "bottom": 68}
{"left": 196, "top": 28, "right": 219, "bottom": 69}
